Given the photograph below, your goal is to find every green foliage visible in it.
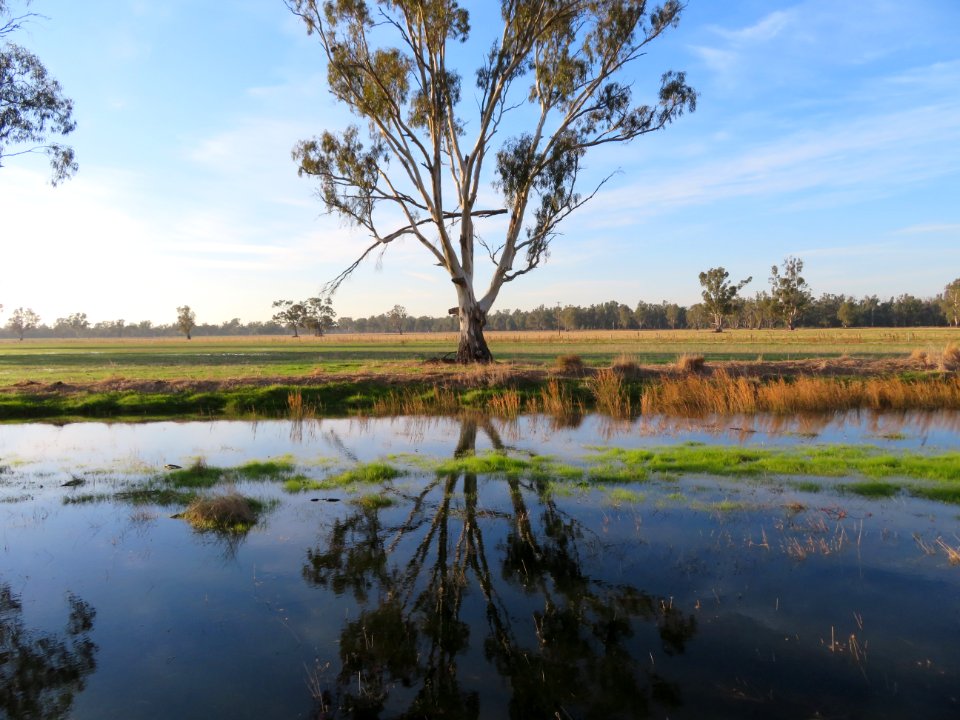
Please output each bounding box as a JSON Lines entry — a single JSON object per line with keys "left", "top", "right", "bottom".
{"left": 698, "top": 267, "right": 752, "bottom": 332}
{"left": 287, "top": 0, "right": 695, "bottom": 360}
{"left": 770, "top": 257, "right": 812, "bottom": 330}
{"left": 0, "top": 3, "right": 77, "bottom": 184}
{"left": 176, "top": 305, "right": 196, "bottom": 339}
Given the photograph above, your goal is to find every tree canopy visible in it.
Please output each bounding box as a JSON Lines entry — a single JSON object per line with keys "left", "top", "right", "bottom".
{"left": 288, "top": 0, "right": 695, "bottom": 361}
{"left": 698, "top": 267, "right": 751, "bottom": 332}
{"left": 0, "top": 0, "right": 77, "bottom": 184}
{"left": 769, "top": 256, "right": 812, "bottom": 331}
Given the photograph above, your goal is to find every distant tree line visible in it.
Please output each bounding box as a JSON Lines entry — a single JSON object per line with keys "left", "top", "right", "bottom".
{"left": 2, "top": 276, "right": 958, "bottom": 340}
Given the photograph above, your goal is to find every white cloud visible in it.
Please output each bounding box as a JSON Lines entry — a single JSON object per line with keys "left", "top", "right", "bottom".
{"left": 713, "top": 9, "right": 795, "bottom": 44}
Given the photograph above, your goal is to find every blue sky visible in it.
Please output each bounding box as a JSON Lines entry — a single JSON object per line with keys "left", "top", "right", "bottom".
{"left": 2, "top": 0, "right": 958, "bottom": 326}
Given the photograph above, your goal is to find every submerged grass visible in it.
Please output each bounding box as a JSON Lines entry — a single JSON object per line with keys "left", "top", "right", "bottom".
{"left": 283, "top": 462, "right": 403, "bottom": 492}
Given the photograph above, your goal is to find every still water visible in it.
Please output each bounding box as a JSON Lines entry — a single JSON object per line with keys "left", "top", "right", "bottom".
{"left": 2, "top": 412, "right": 959, "bottom": 719}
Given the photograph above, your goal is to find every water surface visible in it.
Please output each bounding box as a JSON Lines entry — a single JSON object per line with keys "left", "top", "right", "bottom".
{"left": 1, "top": 412, "right": 959, "bottom": 718}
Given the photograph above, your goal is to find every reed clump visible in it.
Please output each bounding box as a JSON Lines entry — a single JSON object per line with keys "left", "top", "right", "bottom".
{"left": 371, "top": 387, "right": 459, "bottom": 415}
{"left": 287, "top": 389, "right": 316, "bottom": 419}
{"left": 489, "top": 389, "right": 522, "bottom": 417}
{"left": 178, "top": 491, "right": 263, "bottom": 532}
{"left": 676, "top": 354, "right": 706, "bottom": 374}
{"left": 641, "top": 372, "right": 960, "bottom": 415}
{"left": 589, "top": 368, "right": 631, "bottom": 418}
{"left": 533, "top": 379, "right": 582, "bottom": 420}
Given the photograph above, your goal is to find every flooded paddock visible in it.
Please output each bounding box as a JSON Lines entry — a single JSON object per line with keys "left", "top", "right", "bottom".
{"left": 2, "top": 412, "right": 959, "bottom": 718}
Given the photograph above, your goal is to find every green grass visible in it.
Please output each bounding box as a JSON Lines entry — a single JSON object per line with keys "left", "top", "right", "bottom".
{"left": 352, "top": 493, "right": 395, "bottom": 510}
{"left": 606, "top": 488, "right": 645, "bottom": 506}
{"left": 0, "top": 327, "right": 955, "bottom": 381}
{"left": 283, "top": 462, "right": 403, "bottom": 492}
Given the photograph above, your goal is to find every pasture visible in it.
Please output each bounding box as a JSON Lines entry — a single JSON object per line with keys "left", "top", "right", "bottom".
{"left": 0, "top": 327, "right": 956, "bottom": 386}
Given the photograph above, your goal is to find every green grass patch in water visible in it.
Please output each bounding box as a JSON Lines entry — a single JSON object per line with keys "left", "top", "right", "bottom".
{"left": 606, "top": 488, "right": 645, "bottom": 506}
{"left": 847, "top": 481, "right": 901, "bottom": 499}
{"left": 352, "top": 493, "right": 395, "bottom": 510}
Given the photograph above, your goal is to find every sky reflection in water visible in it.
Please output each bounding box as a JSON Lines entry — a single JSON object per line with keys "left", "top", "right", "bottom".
{"left": 1, "top": 412, "right": 959, "bottom": 718}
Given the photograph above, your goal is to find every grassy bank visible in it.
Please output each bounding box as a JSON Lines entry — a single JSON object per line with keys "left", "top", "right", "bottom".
{"left": 1, "top": 331, "right": 957, "bottom": 420}
{"left": 2, "top": 371, "right": 960, "bottom": 421}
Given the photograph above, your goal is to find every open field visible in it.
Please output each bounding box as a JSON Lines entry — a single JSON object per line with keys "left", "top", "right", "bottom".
{"left": 1, "top": 327, "right": 958, "bottom": 385}
{"left": 0, "top": 329, "right": 957, "bottom": 420}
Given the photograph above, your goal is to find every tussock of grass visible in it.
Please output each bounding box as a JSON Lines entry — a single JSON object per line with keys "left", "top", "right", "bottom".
{"left": 283, "top": 474, "right": 324, "bottom": 493}
{"left": 166, "top": 458, "right": 223, "bottom": 488}
{"left": 942, "top": 343, "right": 960, "bottom": 372}
{"left": 606, "top": 488, "right": 644, "bottom": 506}
{"left": 676, "top": 354, "right": 705, "bottom": 373}
{"left": 352, "top": 493, "right": 395, "bottom": 510}
{"left": 555, "top": 354, "right": 584, "bottom": 372}
{"left": 236, "top": 456, "right": 296, "bottom": 479}
{"left": 177, "top": 492, "right": 267, "bottom": 532}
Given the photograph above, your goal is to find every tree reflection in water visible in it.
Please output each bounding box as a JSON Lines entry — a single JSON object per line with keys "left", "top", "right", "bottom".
{"left": 0, "top": 583, "right": 97, "bottom": 719}
{"left": 304, "top": 417, "right": 697, "bottom": 719}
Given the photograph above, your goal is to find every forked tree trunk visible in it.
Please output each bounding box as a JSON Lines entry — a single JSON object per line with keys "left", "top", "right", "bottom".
{"left": 456, "top": 301, "right": 493, "bottom": 364}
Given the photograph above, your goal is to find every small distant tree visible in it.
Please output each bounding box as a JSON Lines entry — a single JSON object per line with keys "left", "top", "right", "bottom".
{"left": 941, "top": 278, "right": 960, "bottom": 327}
{"left": 769, "top": 256, "right": 811, "bottom": 330}
{"left": 304, "top": 296, "right": 337, "bottom": 336}
{"left": 7, "top": 306, "right": 39, "bottom": 340}
{"left": 176, "top": 305, "right": 196, "bottom": 340}
{"left": 387, "top": 305, "right": 408, "bottom": 335}
{"left": 272, "top": 299, "right": 308, "bottom": 337}
{"left": 698, "top": 267, "right": 751, "bottom": 332}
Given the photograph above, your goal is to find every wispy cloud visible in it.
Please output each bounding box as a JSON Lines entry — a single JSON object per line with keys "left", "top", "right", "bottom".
{"left": 589, "top": 99, "right": 960, "bottom": 220}
{"left": 713, "top": 9, "right": 794, "bottom": 44}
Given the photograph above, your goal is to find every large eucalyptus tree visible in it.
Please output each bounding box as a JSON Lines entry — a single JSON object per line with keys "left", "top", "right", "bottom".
{"left": 287, "top": 0, "right": 695, "bottom": 361}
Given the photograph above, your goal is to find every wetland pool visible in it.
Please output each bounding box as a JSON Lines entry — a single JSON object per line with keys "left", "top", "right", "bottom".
{"left": 1, "top": 412, "right": 959, "bottom": 719}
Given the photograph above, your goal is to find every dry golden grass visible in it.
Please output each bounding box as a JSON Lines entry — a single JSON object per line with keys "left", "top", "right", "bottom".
{"left": 370, "top": 386, "right": 459, "bottom": 415}
{"left": 589, "top": 369, "right": 631, "bottom": 418}
{"left": 909, "top": 348, "right": 933, "bottom": 369}
{"left": 936, "top": 538, "right": 960, "bottom": 565}
{"left": 555, "top": 354, "right": 585, "bottom": 372}
{"left": 532, "top": 379, "right": 582, "bottom": 419}
{"left": 676, "top": 354, "right": 706, "bottom": 373}
{"left": 611, "top": 353, "right": 639, "bottom": 375}
{"left": 641, "top": 372, "right": 960, "bottom": 415}
{"left": 941, "top": 343, "right": 960, "bottom": 372}
{"left": 488, "top": 389, "right": 522, "bottom": 417}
